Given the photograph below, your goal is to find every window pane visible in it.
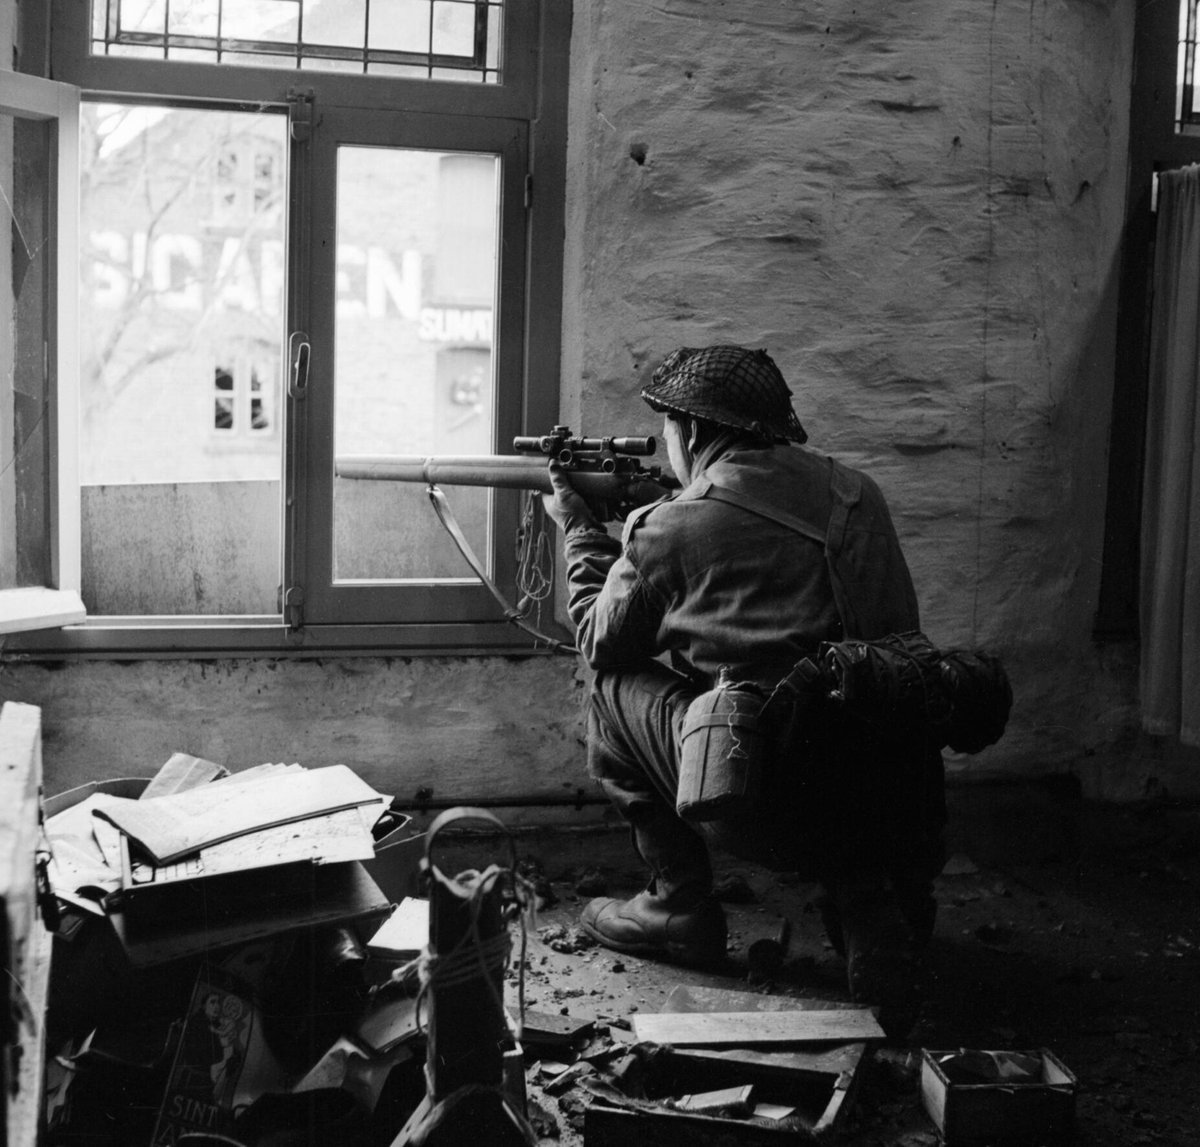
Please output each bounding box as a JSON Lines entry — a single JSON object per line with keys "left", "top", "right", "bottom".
{"left": 91, "top": 0, "right": 501, "bottom": 80}
{"left": 221, "top": 0, "right": 300, "bottom": 42}
{"left": 431, "top": 1, "right": 478, "bottom": 58}
{"left": 122, "top": 0, "right": 168, "bottom": 34}
{"left": 1181, "top": 1, "right": 1200, "bottom": 128}
{"left": 78, "top": 104, "right": 287, "bottom": 615}
{"left": 0, "top": 115, "right": 53, "bottom": 590}
{"left": 168, "top": 0, "right": 219, "bottom": 38}
{"left": 369, "top": 0, "right": 432, "bottom": 53}
{"left": 333, "top": 146, "right": 499, "bottom": 583}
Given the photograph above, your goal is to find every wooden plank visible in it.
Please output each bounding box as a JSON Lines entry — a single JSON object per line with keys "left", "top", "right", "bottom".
{"left": 660, "top": 983, "right": 869, "bottom": 1086}
{"left": 664, "top": 983, "right": 845, "bottom": 1015}
{"left": 585, "top": 1103, "right": 793, "bottom": 1146}
{"left": 631, "top": 1008, "right": 884, "bottom": 1046}
{"left": 1, "top": 701, "right": 48, "bottom": 1147}
{"left": 669, "top": 1040, "right": 866, "bottom": 1082}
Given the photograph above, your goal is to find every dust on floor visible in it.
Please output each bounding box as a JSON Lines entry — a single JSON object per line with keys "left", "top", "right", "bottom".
{"left": 481, "top": 801, "right": 1200, "bottom": 1145}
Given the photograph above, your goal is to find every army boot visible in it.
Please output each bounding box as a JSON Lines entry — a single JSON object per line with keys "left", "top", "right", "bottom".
{"left": 580, "top": 810, "right": 726, "bottom": 965}
{"left": 827, "top": 875, "right": 924, "bottom": 1040}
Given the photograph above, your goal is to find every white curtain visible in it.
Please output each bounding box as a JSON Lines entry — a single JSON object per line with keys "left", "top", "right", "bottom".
{"left": 1141, "top": 164, "right": 1200, "bottom": 746}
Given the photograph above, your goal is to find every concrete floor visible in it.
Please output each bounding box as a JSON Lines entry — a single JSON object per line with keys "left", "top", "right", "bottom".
{"left": 475, "top": 797, "right": 1200, "bottom": 1145}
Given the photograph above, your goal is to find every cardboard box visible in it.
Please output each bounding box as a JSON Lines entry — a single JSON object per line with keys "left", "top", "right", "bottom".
{"left": 920, "top": 1048, "right": 1077, "bottom": 1146}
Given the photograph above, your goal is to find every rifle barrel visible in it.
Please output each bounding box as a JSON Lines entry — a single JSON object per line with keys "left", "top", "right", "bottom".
{"left": 335, "top": 454, "right": 620, "bottom": 498}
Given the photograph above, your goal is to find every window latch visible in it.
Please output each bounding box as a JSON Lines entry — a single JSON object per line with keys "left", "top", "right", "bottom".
{"left": 289, "top": 333, "right": 311, "bottom": 399}
{"left": 284, "top": 585, "right": 304, "bottom": 630}
{"left": 288, "top": 90, "right": 315, "bottom": 142}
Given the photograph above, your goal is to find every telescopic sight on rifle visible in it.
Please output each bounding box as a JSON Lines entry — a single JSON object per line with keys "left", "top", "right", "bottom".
{"left": 335, "top": 425, "right": 677, "bottom": 523}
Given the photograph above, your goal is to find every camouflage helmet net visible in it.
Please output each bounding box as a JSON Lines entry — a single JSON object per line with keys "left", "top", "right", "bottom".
{"left": 640, "top": 345, "right": 807, "bottom": 444}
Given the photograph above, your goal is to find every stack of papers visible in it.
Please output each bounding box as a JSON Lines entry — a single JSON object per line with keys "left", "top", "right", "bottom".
{"left": 44, "top": 756, "right": 394, "bottom": 965}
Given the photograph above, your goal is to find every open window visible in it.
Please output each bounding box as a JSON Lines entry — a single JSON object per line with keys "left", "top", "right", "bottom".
{"left": 0, "top": 74, "right": 86, "bottom": 637}
{"left": 14, "top": 0, "right": 568, "bottom": 655}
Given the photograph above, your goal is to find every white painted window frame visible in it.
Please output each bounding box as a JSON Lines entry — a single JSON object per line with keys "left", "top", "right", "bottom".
{"left": 0, "top": 73, "right": 85, "bottom": 636}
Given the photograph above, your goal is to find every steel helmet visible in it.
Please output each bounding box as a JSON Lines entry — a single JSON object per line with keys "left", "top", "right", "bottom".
{"left": 640, "top": 345, "right": 807, "bottom": 444}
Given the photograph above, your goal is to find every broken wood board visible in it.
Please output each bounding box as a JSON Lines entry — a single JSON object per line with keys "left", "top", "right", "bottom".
{"left": 662, "top": 979, "right": 868, "bottom": 1079}
{"left": 584, "top": 1102, "right": 807, "bottom": 1145}
{"left": 518, "top": 1008, "right": 595, "bottom": 1047}
{"left": 664, "top": 983, "right": 837, "bottom": 1015}
{"left": 632, "top": 1007, "right": 884, "bottom": 1046}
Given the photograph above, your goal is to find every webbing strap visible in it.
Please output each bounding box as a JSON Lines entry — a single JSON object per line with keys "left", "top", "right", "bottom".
{"left": 701, "top": 464, "right": 864, "bottom": 637}
{"left": 701, "top": 483, "right": 828, "bottom": 545}
{"left": 825, "top": 460, "right": 862, "bottom": 553}
{"left": 427, "top": 484, "right": 578, "bottom": 655}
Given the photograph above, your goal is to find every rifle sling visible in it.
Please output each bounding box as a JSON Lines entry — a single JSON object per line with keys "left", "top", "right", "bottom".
{"left": 426, "top": 483, "right": 578, "bottom": 656}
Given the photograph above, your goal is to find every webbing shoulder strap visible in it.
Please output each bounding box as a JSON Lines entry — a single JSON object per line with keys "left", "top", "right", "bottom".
{"left": 699, "top": 461, "right": 863, "bottom": 548}
{"left": 699, "top": 481, "right": 829, "bottom": 546}
{"left": 824, "top": 461, "right": 863, "bottom": 552}
{"left": 699, "top": 462, "right": 865, "bottom": 634}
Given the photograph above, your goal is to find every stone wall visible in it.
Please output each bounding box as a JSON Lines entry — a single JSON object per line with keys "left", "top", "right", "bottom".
{"left": 4, "top": 2, "right": 1198, "bottom": 807}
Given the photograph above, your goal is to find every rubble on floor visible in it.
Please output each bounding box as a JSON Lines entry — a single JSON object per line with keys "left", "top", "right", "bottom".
{"left": 37, "top": 788, "right": 1200, "bottom": 1146}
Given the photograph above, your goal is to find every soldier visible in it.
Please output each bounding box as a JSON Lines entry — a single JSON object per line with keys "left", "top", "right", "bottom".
{"left": 543, "top": 344, "right": 945, "bottom": 1036}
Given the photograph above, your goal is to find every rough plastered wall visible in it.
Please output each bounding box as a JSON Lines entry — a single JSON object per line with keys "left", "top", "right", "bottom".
{"left": 1, "top": 658, "right": 590, "bottom": 819}
{"left": 3, "top": 1, "right": 1194, "bottom": 809}
{"left": 559, "top": 0, "right": 1191, "bottom": 802}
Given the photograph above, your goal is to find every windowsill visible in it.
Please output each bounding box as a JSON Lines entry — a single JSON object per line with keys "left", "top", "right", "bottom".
{"left": 1, "top": 615, "right": 573, "bottom": 659}
{"left": 0, "top": 588, "right": 87, "bottom": 636}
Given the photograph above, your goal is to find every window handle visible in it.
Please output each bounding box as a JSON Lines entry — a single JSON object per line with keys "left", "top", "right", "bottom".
{"left": 289, "top": 333, "right": 310, "bottom": 399}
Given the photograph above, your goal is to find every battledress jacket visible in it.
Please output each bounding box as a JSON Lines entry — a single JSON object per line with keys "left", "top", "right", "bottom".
{"left": 562, "top": 441, "right": 921, "bottom": 689}
{"left": 562, "top": 441, "right": 944, "bottom": 874}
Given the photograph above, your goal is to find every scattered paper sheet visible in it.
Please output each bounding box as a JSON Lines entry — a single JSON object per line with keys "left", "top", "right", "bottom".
{"left": 293, "top": 1036, "right": 412, "bottom": 1111}
{"left": 93, "top": 765, "right": 387, "bottom": 864}
{"left": 139, "top": 752, "right": 229, "bottom": 800}
{"left": 366, "top": 898, "right": 430, "bottom": 958}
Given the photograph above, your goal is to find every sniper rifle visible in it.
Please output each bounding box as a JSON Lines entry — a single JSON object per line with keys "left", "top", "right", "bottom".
{"left": 335, "top": 424, "right": 678, "bottom": 522}
{"left": 335, "top": 427, "right": 678, "bottom": 653}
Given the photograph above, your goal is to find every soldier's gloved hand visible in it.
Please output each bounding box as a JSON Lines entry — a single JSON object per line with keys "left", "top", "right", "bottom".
{"left": 543, "top": 460, "right": 601, "bottom": 534}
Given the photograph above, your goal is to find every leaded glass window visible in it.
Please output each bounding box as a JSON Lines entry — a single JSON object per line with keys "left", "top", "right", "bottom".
{"left": 90, "top": 0, "right": 503, "bottom": 82}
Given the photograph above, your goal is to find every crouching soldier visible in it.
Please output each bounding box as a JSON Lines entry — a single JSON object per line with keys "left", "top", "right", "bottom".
{"left": 543, "top": 344, "right": 948, "bottom": 1038}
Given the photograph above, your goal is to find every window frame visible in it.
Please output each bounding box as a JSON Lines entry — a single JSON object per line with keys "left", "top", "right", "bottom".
{"left": 0, "top": 72, "right": 86, "bottom": 638}
{"left": 12, "top": 0, "right": 568, "bottom": 658}
{"left": 297, "top": 105, "right": 530, "bottom": 629}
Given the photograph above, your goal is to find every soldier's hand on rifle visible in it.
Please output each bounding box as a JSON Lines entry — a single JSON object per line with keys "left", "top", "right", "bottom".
{"left": 543, "top": 460, "right": 602, "bottom": 534}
